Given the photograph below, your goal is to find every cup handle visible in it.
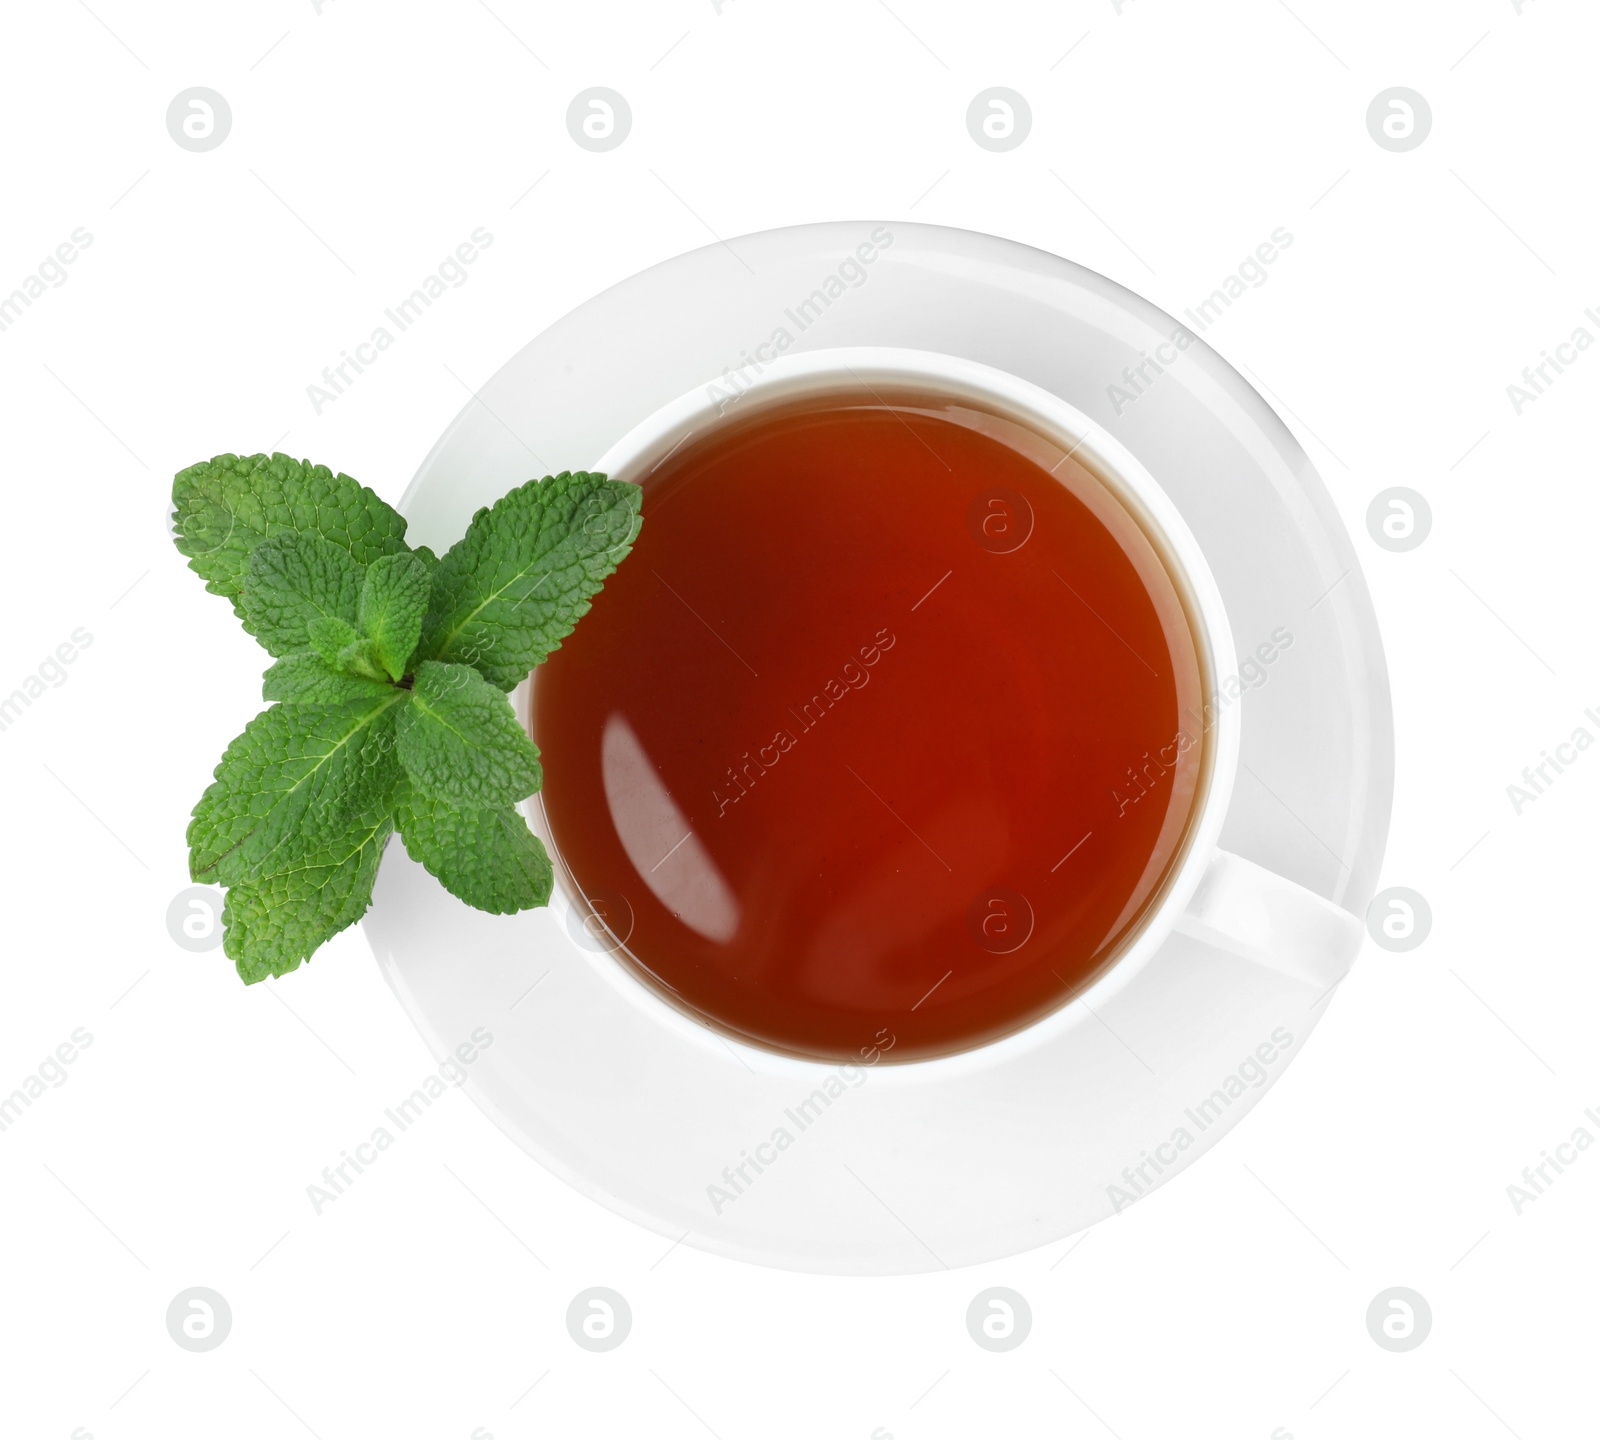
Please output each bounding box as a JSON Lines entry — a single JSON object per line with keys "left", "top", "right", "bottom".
{"left": 1174, "top": 850, "right": 1363, "bottom": 991}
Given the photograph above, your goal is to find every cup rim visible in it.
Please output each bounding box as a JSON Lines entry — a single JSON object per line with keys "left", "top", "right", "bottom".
{"left": 522, "top": 344, "right": 1242, "bottom": 1082}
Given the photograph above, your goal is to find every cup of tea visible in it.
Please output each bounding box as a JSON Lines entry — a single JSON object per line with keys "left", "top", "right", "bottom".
{"left": 521, "top": 346, "right": 1363, "bottom": 1075}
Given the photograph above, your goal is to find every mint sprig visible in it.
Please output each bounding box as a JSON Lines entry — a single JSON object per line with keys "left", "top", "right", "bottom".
{"left": 172, "top": 453, "right": 642, "bottom": 983}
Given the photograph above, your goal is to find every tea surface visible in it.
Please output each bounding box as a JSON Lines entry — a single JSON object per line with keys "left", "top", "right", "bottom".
{"left": 533, "top": 396, "right": 1205, "bottom": 1061}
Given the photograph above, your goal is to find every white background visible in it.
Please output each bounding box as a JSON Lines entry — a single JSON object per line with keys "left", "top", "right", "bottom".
{"left": 2, "top": 1, "right": 1596, "bottom": 1436}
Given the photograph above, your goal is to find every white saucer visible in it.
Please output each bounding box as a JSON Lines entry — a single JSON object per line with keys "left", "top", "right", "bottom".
{"left": 364, "top": 221, "right": 1393, "bottom": 1274}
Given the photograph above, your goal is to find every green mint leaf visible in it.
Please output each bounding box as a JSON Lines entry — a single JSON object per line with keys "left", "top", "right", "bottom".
{"left": 358, "top": 552, "right": 431, "bottom": 680}
{"left": 223, "top": 811, "right": 393, "bottom": 983}
{"left": 395, "top": 783, "right": 552, "bottom": 914}
{"left": 415, "top": 471, "right": 641, "bottom": 689}
{"left": 394, "top": 661, "right": 542, "bottom": 807}
{"left": 240, "top": 533, "right": 365, "bottom": 657}
{"left": 306, "top": 614, "right": 360, "bottom": 664}
{"left": 263, "top": 654, "right": 394, "bottom": 705}
{"left": 188, "top": 693, "right": 405, "bottom": 886}
{"left": 216, "top": 694, "right": 403, "bottom": 982}
{"left": 412, "top": 545, "right": 439, "bottom": 572}
{"left": 171, "top": 452, "right": 409, "bottom": 621}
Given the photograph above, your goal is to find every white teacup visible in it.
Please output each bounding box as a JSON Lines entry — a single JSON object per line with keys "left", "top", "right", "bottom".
{"left": 521, "top": 346, "right": 1363, "bottom": 1080}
